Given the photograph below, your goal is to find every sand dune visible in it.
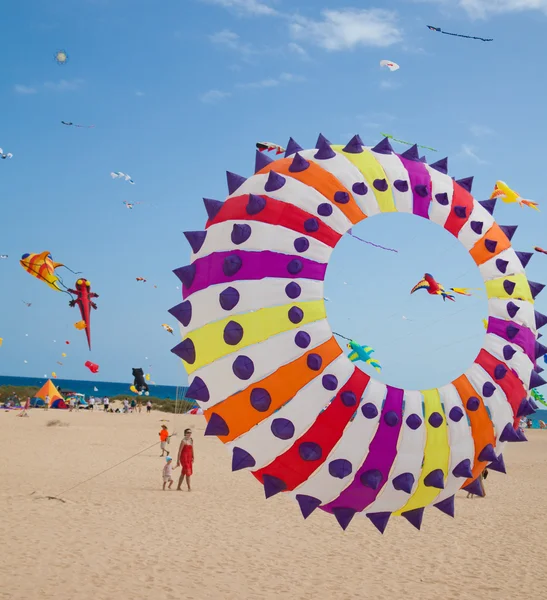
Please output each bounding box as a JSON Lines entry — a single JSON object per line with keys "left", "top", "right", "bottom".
{"left": 1, "top": 408, "right": 546, "bottom": 600}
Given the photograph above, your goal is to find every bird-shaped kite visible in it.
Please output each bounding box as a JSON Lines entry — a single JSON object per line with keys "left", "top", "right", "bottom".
{"left": 162, "top": 324, "right": 174, "bottom": 335}
{"left": 111, "top": 172, "right": 134, "bottom": 184}
{"left": 346, "top": 340, "right": 382, "bottom": 372}
{"left": 411, "top": 273, "right": 455, "bottom": 301}
{"left": 490, "top": 180, "right": 539, "bottom": 211}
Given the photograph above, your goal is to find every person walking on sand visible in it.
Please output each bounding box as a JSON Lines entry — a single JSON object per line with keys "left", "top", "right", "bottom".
{"left": 137, "top": 400, "right": 142, "bottom": 414}
{"left": 146, "top": 400, "right": 152, "bottom": 414}
{"left": 176, "top": 429, "right": 194, "bottom": 492}
{"left": 162, "top": 456, "right": 174, "bottom": 490}
{"left": 103, "top": 396, "right": 110, "bottom": 412}
{"left": 159, "top": 425, "right": 170, "bottom": 457}
{"left": 467, "top": 468, "right": 488, "bottom": 498}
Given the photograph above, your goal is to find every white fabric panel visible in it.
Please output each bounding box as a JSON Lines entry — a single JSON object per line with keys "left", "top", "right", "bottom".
{"left": 458, "top": 203, "right": 496, "bottom": 251}
{"left": 191, "top": 221, "right": 332, "bottom": 264}
{"left": 190, "top": 320, "right": 333, "bottom": 409}
{"left": 479, "top": 248, "right": 526, "bottom": 282}
{"left": 229, "top": 355, "right": 354, "bottom": 469}
{"left": 179, "top": 279, "right": 324, "bottom": 336}
{"left": 488, "top": 299, "right": 537, "bottom": 332}
{"left": 289, "top": 379, "right": 386, "bottom": 505}
{"left": 464, "top": 364, "right": 513, "bottom": 455}
{"left": 425, "top": 165, "right": 454, "bottom": 228}
{"left": 365, "top": 148, "right": 413, "bottom": 214}
{"left": 228, "top": 173, "right": 352, "bottom": 235}
{"left": 430, "top": 384, "right": 475, "bottom": 506}
{"left": 362, "top": 390, "right": 425, "bottom": 515}
{"left": 483, "top": 334, "right": 534, "bottom": 388}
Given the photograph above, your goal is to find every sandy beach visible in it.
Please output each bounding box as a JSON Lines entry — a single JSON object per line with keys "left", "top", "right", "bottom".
{"left": 1, "top": 407, "right": 546, "bottom": 600}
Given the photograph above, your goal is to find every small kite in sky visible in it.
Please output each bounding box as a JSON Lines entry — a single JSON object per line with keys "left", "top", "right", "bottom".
{"left": 256, "top": 141, "right": 285, "bottom": 154}
{"left": 111, "top": 172, "right": 134, "bottom": 184}
{"left": 54, "top": 50, "right": 69, "bottom": 64}
{"left": 490, "top": 180, "right": 539, "bottom": 211}
{"left": 534, "top": 246, "right": 547, "bottom": 255}
{"left": 0, "top": 148, "right": 13, "bottom": 159}
{"left": 380, "top": 60, "right": 399, "bottom": 71}
{"left": 0, "top": 255, "right": 8, "bottom": 259}
{"left": 68, "top": 279, "right": 98, "bottom": 350}
{"left": 85, "top": 360, "right": 99, "bottom": 374}
{"left": 427, "top": 25, "right": 493, "bottom": 42}
{"left": 20, "top": 251, "right": 75, "bottom": 294}
{"left": 380, "top": 133, "right": 437, "bottom": 152}
{"left": 162, "top": 324, "right": 174, "bottom": 335}
{"left": 136, "top": 277, "right": 146, "bottom": 282}
{"left": 61, "top": 121, "right": 95, "bottom": 128}
{"left": 347, "top": 340, "right": 382, "bottom": 372}
{"left": 74, "top": 320, "right": 86, "bottom": 330}
{"left": 411, "top": 273, "right": 456, "bottom": 302}
{"left": 21, "top": 300, "right": 31, "bottom": 307}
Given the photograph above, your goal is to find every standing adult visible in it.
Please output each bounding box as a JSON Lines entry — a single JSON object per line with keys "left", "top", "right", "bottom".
{"left": 90, "top": 396, "right": 95, "bottom": 411}
{"left": 103, "top": 396, "right": 110, "bottom": 412}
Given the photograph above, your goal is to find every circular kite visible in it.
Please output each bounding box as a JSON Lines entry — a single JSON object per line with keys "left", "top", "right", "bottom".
{"left": 54, "top": 50, "right": 68, "bottom": 65}
{"left": 169, "top": 134, "right": 547, "bottom": 533}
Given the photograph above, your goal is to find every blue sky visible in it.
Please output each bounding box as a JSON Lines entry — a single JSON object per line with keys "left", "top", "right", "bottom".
{"left": 1, "top": 0, "right": 547, "bottom": 389}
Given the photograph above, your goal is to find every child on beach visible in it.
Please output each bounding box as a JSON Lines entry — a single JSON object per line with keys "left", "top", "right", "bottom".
{"left": 159, "top": 425, "right": 170, "bottom": 457}
{"left": 162, "top": 456, "right": 174, "bottom": 490}
{"left": 176, "top": 429, "right": 194, "bottom": 491}
{"left": 146, "top": 400, "right": 152, "bottom": 414}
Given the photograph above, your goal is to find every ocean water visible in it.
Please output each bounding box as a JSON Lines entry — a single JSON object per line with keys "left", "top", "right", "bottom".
{"left": 0, "top": 375, "right": 188, "bottom": 400}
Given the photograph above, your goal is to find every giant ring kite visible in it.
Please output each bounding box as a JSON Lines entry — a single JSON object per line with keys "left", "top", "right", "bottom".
{"left": 170, "top": 134, "right": 547, "bottom": 532}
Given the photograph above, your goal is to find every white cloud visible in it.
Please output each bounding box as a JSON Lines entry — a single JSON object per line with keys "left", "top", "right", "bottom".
{"left": 200, "top": 0, "right": 278, "bottom": 16}
{"left": 469, "top": 124, "right": 493, "bottom": 137}
{"left": 14, "top": 84, "right": 37, "bottom": 94}
{"left": 379, "top": 79, "right": 400, "bottom": 90}
{"left": 200, "top": 89, "right": 232, "bottom": 103}
{"left": 135, "top": 90, "right": 145, "bottom": 97}
{"left": 236, "top": 72, "right": 305, "bottom": 89}
{"left": 423, "top": 0, "right": 547, "bottom": 18}
{"left": 287, "top": 42, "right": 309, "bottom": 59}
{"left": 460, "top": 144, "right": 488, "bottom": 164}
{"left": 209, "top": 29, "right": 253, "bottom": 54}
{"left": 289, "top": 9, "right": 402, "bottom": 51}
{"left": 43, "top": 78, "right": 84, "bottom": 92}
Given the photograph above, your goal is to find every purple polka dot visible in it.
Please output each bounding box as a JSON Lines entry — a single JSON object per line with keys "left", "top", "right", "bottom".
{"left": 506, "top": 302, "right": 520, "bottom": 318}
{"left": 294, "top": 331, "right": 311, "bottom": 348}
{"left": 428, "top": 412, "right": 443, "bottom": 428}
{"left": 294, "top": 237, "right": 309, "bottom": 253}
{"left": 496, "top": 258, "right": 509, "bottom": 274}
{"left": 231, "top": 223, "right": 251, "bottom": 245}
{"left": 307, "top": 353, "right": 322, "bottom": 371}
{"left": 304, "top": 218, "right": 319, "bottom": 232}
{"left": 494, "top": 364, "right": 507, "bottom": 380}
{"left": 288, "top": 306, "right": 304, "bottom": 324}
{"left": 223, "top": 254, "right": 242, "bottom": 277}
{"left": 232, "top": 355, "right": 254, "bottom": 380}
{"left": 503, "top": 280, "right": 516, "bottom": 295}
{"left": 482, "top": 382, "right": 495, "bottom": 397}
{"left": 322, "top": 374, "right": 338, "bottom": 391}
{"left": 373, "top": 178, "right": 388, "bottom": 192}
{"left": 219, "top": 287, "right": 240, "bottom": 311}
{"left": 384, "top": 411, "right": 399, "bottom": 427}
{"left": 485, "top": 239, "right": 498, "bottom": 253}
{"left": 341, "top": 391, "right": 357, "bottom": 407}
{"left": 393, "top": 180, "right": 409, "bottom": 193}
{"left": 329, "top": 459, "right": 352, "bottom": 479}
{"left": 361, "top": 403, "right": 378, "bottom": 419}
{"left": 454, "top": 206, "right": 467, "bottom": 218}
{"left": 285, "top": 282, "right": 301, "bottom": 299}
{"left": 351, "top": 183, "right": 367, "bottom": 196}
{"left": 471, "top": 221, "right": 483, "bottom": 235}
{"left": 287, "top": 259, "right": 303, "bottom": 275}
{"left": 250, "top": 388, "right": 271, "bottom": 412}
{"left": 271, "top": 418, "right": 295, "bottom": 440}
{"left": 406, "top": 414, "right": 422, "bottom": 430}
{"left": 503, "top": 345, "right": 516, "bottom": 361}
{"left": 299, "top": 442, "right": 322, "bottom": 461}
{"left": 360, "top": 469, "right": 383, "bottom": 490}
{"left": 246, "top": 194, "right": 266, "bottom": 215}
{"left": 467, "top": 397, "right": 480, "bottom": 411}
{"left": 334, "top": 191, "right": 349, "bottom": 204}
{"left": 223, "top": 321, "right": 244, "bottom": 345}
{"left": 414, "top": 184, "right": 428, "bottom": 197}
{"left": 318, "top": 203, "right": 333, "bottom": 216}
{"left": 435, "top": 193, "right": 449, "bottom": 205}
{"left": 449, "top": 407, "right": 464, "bottom": 422}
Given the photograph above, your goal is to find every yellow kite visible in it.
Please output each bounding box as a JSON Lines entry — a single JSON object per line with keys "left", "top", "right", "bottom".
{"left": 20, "top": 251, "right": 67, "bottom": 292}
{"left": 490, "top": 180, "right": 539, "bottom": 211}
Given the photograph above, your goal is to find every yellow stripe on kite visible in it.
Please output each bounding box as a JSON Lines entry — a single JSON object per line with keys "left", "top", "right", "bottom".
{"left": 394, "top": 388, "right": 450, "bottom": 514}
{"left": 183, "top": 300, "right": 326, "bottom": 374}
{"left": 331, "top": 145, "right": 396, "bottom": 213}
{"left": 484, "top": 274, "right": 534, "bottom": 303}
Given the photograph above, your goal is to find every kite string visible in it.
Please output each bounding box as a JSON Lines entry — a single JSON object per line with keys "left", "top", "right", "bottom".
{"left": 349, "top": 233, "right": 398, "bottom": 253}
{"left": 333, "top": 331, "right": 352, "bottom": 341}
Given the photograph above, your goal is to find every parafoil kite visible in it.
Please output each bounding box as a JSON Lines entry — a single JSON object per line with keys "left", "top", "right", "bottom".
{"left": 427, "top": 25, "right": 493, "bottom": 42}
{"left": 61, "top": 121, "right": 95, "bottom": 128}
{"left": 380, "top": 133, "right": 437, "bottom": 153}
{"left": 111, "top": 172, "right": 134, "bottom": 184}
{"left": 534, "top": 246, "right": 547, "bottom": 255}
{"left": 170, "top": 133, "right": 546, "bottom": 533}
{"left": 0, "top": 148, "right": 13, "bottom": 159}
{"left": 20, "top": 251, "right": 72, "bottom": 293}
{"left": 132, "top": 368, "right": 149, "bottom": 395}
{"left": 162, "top": 324, "right": 174, "bottom": 335}
{"left": 380, "top": 60, "right": 399, "bottom": 72}
{"left": 256, "top": 142, "right": 285, "bottom": 155}
{"left": 85, "top": 360, "right": 99, "bottom": 374}
{"left": 347, "top": 340, "right": 382, "bottom": 372}
{"left": 67, "top": 279, "right": 98, "bottom": 350}
{"left": 490, "top": 181, "right": 539, "bottom": 211}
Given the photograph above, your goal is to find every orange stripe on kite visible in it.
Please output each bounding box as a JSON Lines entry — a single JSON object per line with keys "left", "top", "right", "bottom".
{"left": 257, "top": 158, "right": 366, "bottom": 224}
{"left": 204, "top": 337, "right": 343, "bottom": 443}
{"left": 469, "top": 223, "right": 512, "bottom": 266}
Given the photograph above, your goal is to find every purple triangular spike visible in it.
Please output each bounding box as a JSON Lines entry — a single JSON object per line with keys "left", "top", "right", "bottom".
{"left": 516, "top": 428, "right": 528, "bottom": 442}
{"left": 463, "top": 478, "right": 485, "bottom": 497}
{"left": 342, "top": 134, "right": 364, "bottom": 154}
{"left": 173, "top": 264, "right": 196, "bottom": 289}
{"left": 506, "top": 301, "right": 520, "bottom": 318}
{"left": 203, "top": 198, "right": 223, "bottom": 221}
{"left": 506, "top": 324, "right": 519, "bottom": 339}
{"left": 419, "top": 155, "right": 427, "bottom": 163}
{"left": 516, "top": 251, "right": 533, "bottom": 268}
{"left": 168, "top": 300, "right": 192, "bottom": 327}
{"left": 539, "top": 333, "right": 543, "bottom": 339}
{"left": 255, "top": 149, "right": 273, "bottom": 173}
{"left": 535, "top": 341, "right": 547, "bottom": 359}
{"left": 314, "top": 138, "right": 336, "bottom": 160}
{"left": 295, "top": 494, "right": 322, "bottom": 519}
{"left": 478, "top": 444, "right": 497, "bottom": 463}
{"left": 171, "top": 338, "right": 196, "bottom": 364}
{"left": 401, "top": 508, "right": 424, "bottom": 531}
{"left": 456, "top": 177, "right": 473, "bottom": 193}
{"left": 500, "top": 225, "right": 518, "bottom": 241}
{"left": 264, "top": 170, "right": 286, "bottom": 192}
{"left": 503, "top": 280, "right": 516, "bottom": 295}
{"left": 488, "top": 454, "right": 506, "bottom": 474}
{"left": 530, "top": 398, "right": 538, "bottom": 410}
{"left": 500, "top": 423, "right": 520, "bottom": 442}
{"left": 401, "top": 144, "right": 419, "bottom": 161}
{"left": 479, "top": 199, "right": 496, "bottom": 215}
{"left": 424, "top": 469, "right": 444, "bottom": 489}
{"left": 226, "top": 171, "right": 247, "bottom": 195}
{"left": 371, "top": 137, "right": 393, "bottom": 155}
{"left": 285, "top": 137, "right": 303, "bottom": 157}
{"left": 535, "top": 310, "right": 547, "bottom": 330}
{"left": 529, "top": 281, "right": 546, "bottom": 299}
{"left": 289, "top": 152, "right": 310, "bottom": 173}
{"left": 452, "top": 458, "right": 473, "bottom": 479}
{"left": 315, "top": 133, "right": 331, "bottom": 149}
{"left": 246, "top": 193, "right": 266, "bottom": 215}
{"left": 517, "top": 399, "right": 534, "bottom": 418}
{"left": 232, "top": 447, "right": 256, "bottom": 471}
{"left": 204, "top": 412, "right": 229, "bottom": 436}
{"left": 536, "top": 365, "right": 545, "bottom": 373}
{"left": 184, "top": 231, "right": 207, "bottom": 254}
{"left": 434, "top": 495, "right": 455, "bottom": 518}
{"left": 332, "top": 507, "right": 356, "bottom": 531}
{"left": 430, "top": 157, "right": 448, "bottom": 174}
{"left": 530, "top": 370, "right": 547, "bottom": 388}
{"left": 366, "top": 512, "right": 391, "bottom": 534}
{"left": 186, "top": 376, "right": 209, "bottom": 402}
{"left": 262, "top": 474, "right": 287, "bottom": 499}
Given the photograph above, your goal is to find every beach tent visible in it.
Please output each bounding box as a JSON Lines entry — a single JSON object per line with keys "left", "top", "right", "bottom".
{"left": 31, "top": 380, "right": 66, "bottom": 409}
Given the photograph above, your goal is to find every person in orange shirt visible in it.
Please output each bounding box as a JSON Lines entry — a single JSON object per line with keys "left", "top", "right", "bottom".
{"left": 159, "top": 425, "right": 170, "bottom": 457}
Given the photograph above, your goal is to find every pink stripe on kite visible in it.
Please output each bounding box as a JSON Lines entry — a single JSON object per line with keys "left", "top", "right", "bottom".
{"left": 397, "top": 155, "right": 432, "bottom": 219}
{"left": 486, "top": 317, "right": 536, "bottom": 363}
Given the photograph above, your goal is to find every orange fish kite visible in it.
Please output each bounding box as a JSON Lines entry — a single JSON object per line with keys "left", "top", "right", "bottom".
{"left": 20, "top": 251, "right": 69, "bottom": 293}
